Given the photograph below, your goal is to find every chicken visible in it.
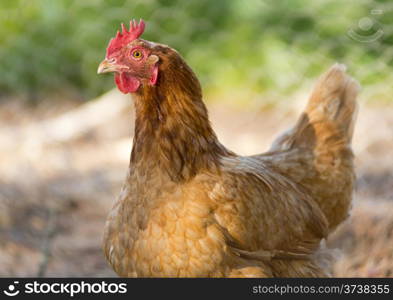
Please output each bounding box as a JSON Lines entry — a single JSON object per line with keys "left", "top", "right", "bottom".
{"left": 97, "top": 19, "right": 359, "bottom": 277}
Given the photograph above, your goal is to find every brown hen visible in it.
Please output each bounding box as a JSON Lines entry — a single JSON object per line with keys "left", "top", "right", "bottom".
{"left": 98, "top": 20, "right": 359, "bottom": 277}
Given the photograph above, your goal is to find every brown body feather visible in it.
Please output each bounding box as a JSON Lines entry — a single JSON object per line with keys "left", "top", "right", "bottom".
{"left": 103, "top": 43, "right": 359, "bottom": 277}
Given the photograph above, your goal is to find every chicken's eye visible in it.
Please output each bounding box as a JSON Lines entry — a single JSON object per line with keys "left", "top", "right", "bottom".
{"left": 132, "top": 50, "right": 143, "bottom": 59}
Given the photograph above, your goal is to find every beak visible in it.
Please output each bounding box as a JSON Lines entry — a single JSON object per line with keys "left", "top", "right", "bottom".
{"left": 97, "top": 59, "right": 125, "bottom": 74}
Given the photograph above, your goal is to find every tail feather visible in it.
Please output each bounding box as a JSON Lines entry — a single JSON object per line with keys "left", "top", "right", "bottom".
{"left": 271, "top": 63, "right": 359, "bottom": 151}
{"left": 305, "top": 63, "right": 359, "bottom": 142}
{"left": 267, "top": 63, "right": 360, "bottom": 231}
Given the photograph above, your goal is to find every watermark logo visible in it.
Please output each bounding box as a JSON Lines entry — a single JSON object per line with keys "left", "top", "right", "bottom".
{"left": 347, "top": 9, "right": 384, "bottom": 43}
{"left": 3, "top": 281, "right": 127, "bottom": 297}
{"left": 3, "top": 281, "right": 20, "bottom": 297}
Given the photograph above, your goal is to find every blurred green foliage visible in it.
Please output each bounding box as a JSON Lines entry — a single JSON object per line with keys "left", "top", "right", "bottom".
{"left": 0, "top": 0, "right": 392, "bottom": 102}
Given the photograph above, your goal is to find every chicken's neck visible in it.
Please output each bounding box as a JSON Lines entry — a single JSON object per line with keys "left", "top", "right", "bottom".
{"left": 130, "top": 61, "right": 231, "bottom": 182}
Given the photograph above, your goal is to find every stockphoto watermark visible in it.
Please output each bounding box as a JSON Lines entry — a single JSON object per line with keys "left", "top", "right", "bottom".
{"left": 347, "top": 9, "right": 384, "bottom": 42}
{"left": 2, "top": 280, "right": 127, "bottom": 297}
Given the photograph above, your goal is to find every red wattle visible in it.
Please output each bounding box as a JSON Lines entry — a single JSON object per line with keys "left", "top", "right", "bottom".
{"left": 115, "top": 73, "right": 141, "bottom": 94}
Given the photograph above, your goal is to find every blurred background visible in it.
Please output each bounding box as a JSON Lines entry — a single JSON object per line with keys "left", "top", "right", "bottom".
{"left": 0, "top": 0, "right": 392, "bottom": 277}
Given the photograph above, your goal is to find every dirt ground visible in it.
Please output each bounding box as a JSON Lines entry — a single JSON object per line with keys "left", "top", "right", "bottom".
{"left": 0, "top": 90, "right": 392, "bottom": 277}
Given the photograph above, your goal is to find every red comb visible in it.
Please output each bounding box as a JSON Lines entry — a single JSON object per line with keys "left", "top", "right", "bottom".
{"left": 106, "top": 19, "right": 146, "bottom": 57}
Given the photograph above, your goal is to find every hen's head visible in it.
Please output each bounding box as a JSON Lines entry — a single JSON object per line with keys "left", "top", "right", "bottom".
{"left": 98, "top": 19, "right": 159, "bottom": 94}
